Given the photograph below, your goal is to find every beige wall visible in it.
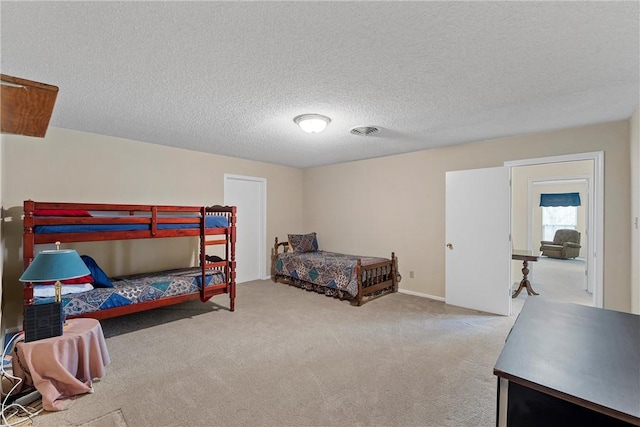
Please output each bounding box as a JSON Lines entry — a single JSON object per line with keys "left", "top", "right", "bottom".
{"left": 1, "top": 118, "right": 634, "bottom": 331}
{"left": 1, "top": 127, "right": 303, "bottom": 330}
{"left": 304, "top": 120, "right": 631, "bottom": 312}
{"left": 631, "top": 108, "right": 639, "bottom": 314}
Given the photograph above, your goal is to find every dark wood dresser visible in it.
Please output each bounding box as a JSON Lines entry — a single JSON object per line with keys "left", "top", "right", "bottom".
{"left": 494, "top": 297, "right": 640, "bottom": 426}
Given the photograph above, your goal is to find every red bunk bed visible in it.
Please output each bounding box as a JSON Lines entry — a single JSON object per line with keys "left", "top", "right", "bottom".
{"left": 22, "top": 200, "right": 237, "bottom": 320}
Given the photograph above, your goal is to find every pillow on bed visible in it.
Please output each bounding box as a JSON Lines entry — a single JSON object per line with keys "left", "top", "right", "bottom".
{"left": 33, "top": 283, "right": 94, "bottom": 298}
{"left": 80, "top": 255, "right": 114, "bottom": 288}
{"left": 288, "top": 232, "right": 319, "bottom": 253}
{"left": 34, "top": 209, "right": 92, "bottom": 217}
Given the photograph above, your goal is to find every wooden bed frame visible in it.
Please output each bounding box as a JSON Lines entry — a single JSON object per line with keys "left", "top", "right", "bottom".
{"left": 23, "top": 200, "right": 237, "bottom": 320}
{"left": 271, "top": 237, "right": 399, "bottom": 306}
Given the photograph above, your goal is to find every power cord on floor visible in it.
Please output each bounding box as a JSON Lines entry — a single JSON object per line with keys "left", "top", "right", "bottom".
{"left": 0, "top": 332, "right": 42, "bottom": 426}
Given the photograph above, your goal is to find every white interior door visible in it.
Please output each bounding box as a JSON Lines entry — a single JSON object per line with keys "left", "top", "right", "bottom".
{"left": 224, "top": 174, "right": 266, "bottom": 283}
{"left": 445, "top": 166, "right": 511, "bottom": 315}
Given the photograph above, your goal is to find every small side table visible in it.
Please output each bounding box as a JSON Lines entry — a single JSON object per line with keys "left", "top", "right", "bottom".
{"left": 12, "top": 318, "right": 111, "bottom": 411}
{"left": 511, "top": 250, "right": 540, "bottom": 298}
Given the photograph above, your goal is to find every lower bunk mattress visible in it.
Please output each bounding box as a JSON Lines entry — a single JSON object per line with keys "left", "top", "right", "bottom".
{"left": 273, "top": 250, "right": 389, "bottom": 299}
{"left": 33, "top": 267, "right": 226, "bottom": 317}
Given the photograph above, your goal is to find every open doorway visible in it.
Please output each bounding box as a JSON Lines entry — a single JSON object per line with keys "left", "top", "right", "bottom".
{"left": 506, "top": 152, "right": 603, "bottom": 313}
{"left": 444, "top": 152, "right": 603, "bottom": 317}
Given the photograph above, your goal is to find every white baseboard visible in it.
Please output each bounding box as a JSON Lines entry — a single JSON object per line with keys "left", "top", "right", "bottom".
{"left": 398, "top": 288, "right": 445, "bottom": 302}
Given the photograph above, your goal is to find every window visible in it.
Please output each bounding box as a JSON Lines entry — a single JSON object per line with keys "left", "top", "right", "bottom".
{"left": 542, "top": 206, "right": 578, "bottom": 241}
{"left": 539, "top": 192, "right": 581, "bottom": 241}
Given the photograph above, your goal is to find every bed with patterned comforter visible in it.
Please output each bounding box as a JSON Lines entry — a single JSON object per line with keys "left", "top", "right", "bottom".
{"left": 272, "top": 235, "right": 399, "bottom": 305}
{"left": 35, "top": 267, "right": 226, "bottom": 318}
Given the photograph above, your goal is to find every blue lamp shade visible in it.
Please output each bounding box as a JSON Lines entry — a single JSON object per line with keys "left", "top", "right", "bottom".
{"left": 19, "top": 249, "right": 90, "bottom": 283}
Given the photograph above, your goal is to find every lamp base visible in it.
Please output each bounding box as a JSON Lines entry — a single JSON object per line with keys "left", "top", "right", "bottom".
{"left": 24, "top": 302, "right": 63, "bottom": 342}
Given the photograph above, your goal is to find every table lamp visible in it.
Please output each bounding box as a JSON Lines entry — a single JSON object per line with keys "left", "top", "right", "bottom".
{"left": 19, "top": 243, "right": 90, "bottom": 341}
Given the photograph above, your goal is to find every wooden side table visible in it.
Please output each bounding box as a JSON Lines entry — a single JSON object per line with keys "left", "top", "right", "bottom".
{"left": 12, "top": 318, "right": 111, "bottom": 411}
{"left": 511, "top": 250, "right": 540, "bottom": 298}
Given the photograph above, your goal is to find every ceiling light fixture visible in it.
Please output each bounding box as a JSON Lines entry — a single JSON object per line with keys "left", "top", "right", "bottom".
{"left": 294, "top": 114, "right": 331, "bottom": 134}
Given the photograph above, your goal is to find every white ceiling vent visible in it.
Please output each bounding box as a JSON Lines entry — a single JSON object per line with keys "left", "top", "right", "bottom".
{"left": 350, "top": 126, "right": 379, "bottom": 136}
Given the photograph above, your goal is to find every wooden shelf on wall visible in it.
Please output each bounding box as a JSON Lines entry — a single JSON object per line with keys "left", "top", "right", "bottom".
{"left": 1, "top": 74, "right": 59, "bottom": 138}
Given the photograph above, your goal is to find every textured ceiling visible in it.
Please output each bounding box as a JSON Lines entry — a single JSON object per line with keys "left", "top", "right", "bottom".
{"left": 1, "top": 1, "right": 638, "bottom": 168}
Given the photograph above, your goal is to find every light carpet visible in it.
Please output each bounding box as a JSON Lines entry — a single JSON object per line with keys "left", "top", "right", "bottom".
{"left": 512, "top": 256, "right": 592, "bottom": 313}
{"left": 29, "top": 279, "right": 520, "bottom": 427}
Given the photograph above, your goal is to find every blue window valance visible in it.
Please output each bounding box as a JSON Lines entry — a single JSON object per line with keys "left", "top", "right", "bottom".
{"left": 540, "top": 192, "right": 581, "bottom": 207}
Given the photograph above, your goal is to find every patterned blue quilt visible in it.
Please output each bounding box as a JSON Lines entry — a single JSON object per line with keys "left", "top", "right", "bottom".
{"left": 34, "top": 267, "right": 226, "bottom": 316}
{"left": 274, "top": 251, "right": 388, "bottom": 297}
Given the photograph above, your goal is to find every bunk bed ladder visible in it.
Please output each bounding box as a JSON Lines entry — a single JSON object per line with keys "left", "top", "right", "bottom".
{"left": 228, "top": 206, "right": 236, "bottom": 311}
{"left": 198, "top": 208, "right": 216, "bottom": 303}
{"left": 198, "top": 206, "right": 236, "bottom": 310}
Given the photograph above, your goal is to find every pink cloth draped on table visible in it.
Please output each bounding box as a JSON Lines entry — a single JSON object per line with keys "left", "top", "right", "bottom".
{"left": 13, "top": 318, "right": 111, "bottom": 411}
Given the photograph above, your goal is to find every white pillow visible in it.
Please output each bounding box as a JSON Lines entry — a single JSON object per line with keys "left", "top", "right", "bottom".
{"left": 33, "top": 283, "right": 94, "bottom": 298}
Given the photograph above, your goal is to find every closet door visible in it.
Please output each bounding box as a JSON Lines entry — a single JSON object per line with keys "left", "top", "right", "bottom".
{"left": 224, "top": 174, "right": 266, "bottom": 283}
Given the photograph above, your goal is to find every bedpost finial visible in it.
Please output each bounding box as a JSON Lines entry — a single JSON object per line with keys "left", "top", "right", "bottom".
{"left": 55, "top": 241, "right": 61, "bottom": 250}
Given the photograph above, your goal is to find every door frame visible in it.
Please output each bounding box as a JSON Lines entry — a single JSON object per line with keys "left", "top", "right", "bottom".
{"left": 528, "top": 176, "right": 592, "bottom": 295}
{"left": 505, "top": 151, "right": 603, "bottom": 308}
{"left": 224, "top": 174, "right": 268, "bottom": 280}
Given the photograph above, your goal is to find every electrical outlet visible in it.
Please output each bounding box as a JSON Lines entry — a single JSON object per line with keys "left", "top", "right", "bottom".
{"left": 409, "top": 271, "right": 415, "bottom": 279}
